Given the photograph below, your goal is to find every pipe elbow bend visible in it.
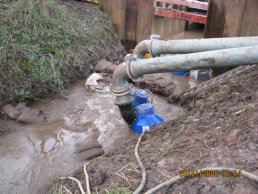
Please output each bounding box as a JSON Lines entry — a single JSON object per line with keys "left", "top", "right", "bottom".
{"left": 111, "top": 62, "right": 131, "bottom": 98}
{"left": 133, "top": 40, "right": 151, "bottom": 58}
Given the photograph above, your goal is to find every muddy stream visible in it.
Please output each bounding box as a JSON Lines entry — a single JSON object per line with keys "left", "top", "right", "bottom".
{"left": 0, "top": 80, "right": 183, "bottom": 194}
{"left": 0, "top": 15, "right": 204, "bottom": 194}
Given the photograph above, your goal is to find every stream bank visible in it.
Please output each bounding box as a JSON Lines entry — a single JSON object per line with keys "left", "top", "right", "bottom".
{"left": 49, "top": 69, "right": 258, "bottom": 194}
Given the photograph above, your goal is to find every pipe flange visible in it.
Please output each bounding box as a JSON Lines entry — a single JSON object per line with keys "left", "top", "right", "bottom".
{"left": 126, "top": 59, "right": 143, "bottom": 82}
{"left": 127, "top": 59, "right": 137, "bottom": 80}
{"left": 110, "top": 83, "right": 134, "bottom": 97}
{"left": 149, "top": 34, "right": 161, "bottom": 57}
{"left": 125, "top": 55, "right": 140, "bottom": 80}
{"left": 149, "top": 39, "right": 156, "bottom": 57}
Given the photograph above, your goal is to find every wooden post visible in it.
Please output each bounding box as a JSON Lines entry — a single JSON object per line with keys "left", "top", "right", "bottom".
{"left": 99, "top": 0, "right": 103, "bottom": 7}
{"left": 204, "top": 0, "right": 228, "bottom": 38}
{"left": 223, "top": 0, "right": 247, "bottom": 37}
{"left": 136, "top": 0, "right": 154, "bottom": 43}
{"left": 240, "top": 0, "right": 258, "bottom": 36}
{"left": 124, "top": 0, "right": 138, "bottom": 50}
{"left": 205, "top": 0, "right": 258, "bottom": 37}
{"left": 103, "top": 0, "right": 113, "bottom": 15}
{"left": 112, "top": 0, "right": 126, "bottom": 40}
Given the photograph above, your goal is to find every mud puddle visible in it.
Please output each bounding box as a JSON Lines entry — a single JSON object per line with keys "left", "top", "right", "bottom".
{"left": 0, "top": 81, "right": 183, "bottom": 194}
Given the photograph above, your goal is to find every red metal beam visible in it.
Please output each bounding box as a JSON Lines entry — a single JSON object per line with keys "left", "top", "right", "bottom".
{"left": 155, "top": 0, "right": 208, "bottom": 10}
{"left": 155, "top": 7, "right": 207, "bottom": 24}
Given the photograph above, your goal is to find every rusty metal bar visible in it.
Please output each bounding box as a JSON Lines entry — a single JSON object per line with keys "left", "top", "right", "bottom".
{"left": 154, "top": 0, "right": 209, "bottom": 10}
{"left": 155, "top": 7, "right": 207, "bottom": 24}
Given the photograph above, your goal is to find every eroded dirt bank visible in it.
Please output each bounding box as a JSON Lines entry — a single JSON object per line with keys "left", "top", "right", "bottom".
{"left": 0, "top": 0, "right": 124, "bottom": 106}
{"left": 49, "top": 69, "right": 258, "bottom": 194}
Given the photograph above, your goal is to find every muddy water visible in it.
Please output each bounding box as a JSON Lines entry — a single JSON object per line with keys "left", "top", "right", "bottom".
{"left": 0, "top": 81, "right": 183, "bottom": 194}
{"left": 152, "top": 16, "right": 204, "bottom": 40}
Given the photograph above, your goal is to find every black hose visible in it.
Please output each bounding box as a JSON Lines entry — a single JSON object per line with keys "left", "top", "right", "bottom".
{"left": 118, "top": 103, "right": 137, "bottom": 126}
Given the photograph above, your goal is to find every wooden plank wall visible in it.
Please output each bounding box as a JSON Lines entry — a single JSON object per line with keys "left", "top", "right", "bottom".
{"left": 136, "top": 0, "right": 154, "bottom": 43}
{"left": 112, "top": 0, "right": 126, "bottom": 40}
{"left": 205, "top": 0, "right": 258, "bottom": 38}
{"left": 223, "top": 0, "right": 247, "bottom": 37}
{"left": 103, "top": 0, "right": 113, "bottom": 15}
{"left": 102, "top": 0, "right": 153, "bottom": 50}
{"left": 240, "top": 0, "right": 258, "bottom": 36}
{"left": 204, "top": 0, "right": 227, "bottom": 38}
{"left": 124, "top": 0, "right": 138, "bottom": 50}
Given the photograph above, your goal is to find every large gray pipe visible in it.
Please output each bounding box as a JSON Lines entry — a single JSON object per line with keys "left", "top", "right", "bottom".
{"left": 113, "top": 45, "right": 258, "bottom": 106}
{"left": 134, "top": 36, "right": 258, "bottom": 58}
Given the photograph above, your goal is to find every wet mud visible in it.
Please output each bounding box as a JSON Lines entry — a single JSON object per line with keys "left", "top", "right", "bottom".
{"left": 0, "top": 80, "right": 183, "bottom": 194}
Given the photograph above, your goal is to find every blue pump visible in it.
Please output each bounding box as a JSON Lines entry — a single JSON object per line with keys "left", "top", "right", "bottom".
{"left": 131, "top": 89, "right": 164, "bottom": 134}
{"left": 132, "top": 89, "right": 149, "bottom": 108}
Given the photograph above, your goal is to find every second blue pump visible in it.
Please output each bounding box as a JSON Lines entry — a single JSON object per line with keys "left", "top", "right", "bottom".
{"left": 131, "top": 89, "right": 164, "bottom": 134}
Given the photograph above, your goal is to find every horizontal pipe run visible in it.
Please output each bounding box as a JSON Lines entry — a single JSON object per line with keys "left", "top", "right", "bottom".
{"left": 131, "top": 46, "right": 258, "bottom": 78}
{"left": 113, "top": 46, "right": 258, "bottom": 105}
{"left": 133, "top": 36, "right": 258, "bottom": 58}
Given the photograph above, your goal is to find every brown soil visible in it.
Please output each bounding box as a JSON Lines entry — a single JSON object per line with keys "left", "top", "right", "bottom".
{"left": 48, "top": 68, "right": 258, "bottom": 194}
{"left": 137, "top": 74, "right": 176, "bottom": 97}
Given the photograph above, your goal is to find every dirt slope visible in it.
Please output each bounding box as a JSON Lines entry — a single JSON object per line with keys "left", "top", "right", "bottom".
{"left": 48, "top": 68, "right": 258, "bottom": 194}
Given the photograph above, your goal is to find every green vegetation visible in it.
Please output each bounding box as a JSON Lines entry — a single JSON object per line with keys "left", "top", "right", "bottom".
{"left": 0, "top": 0, "right": 121, "bottom": 104}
